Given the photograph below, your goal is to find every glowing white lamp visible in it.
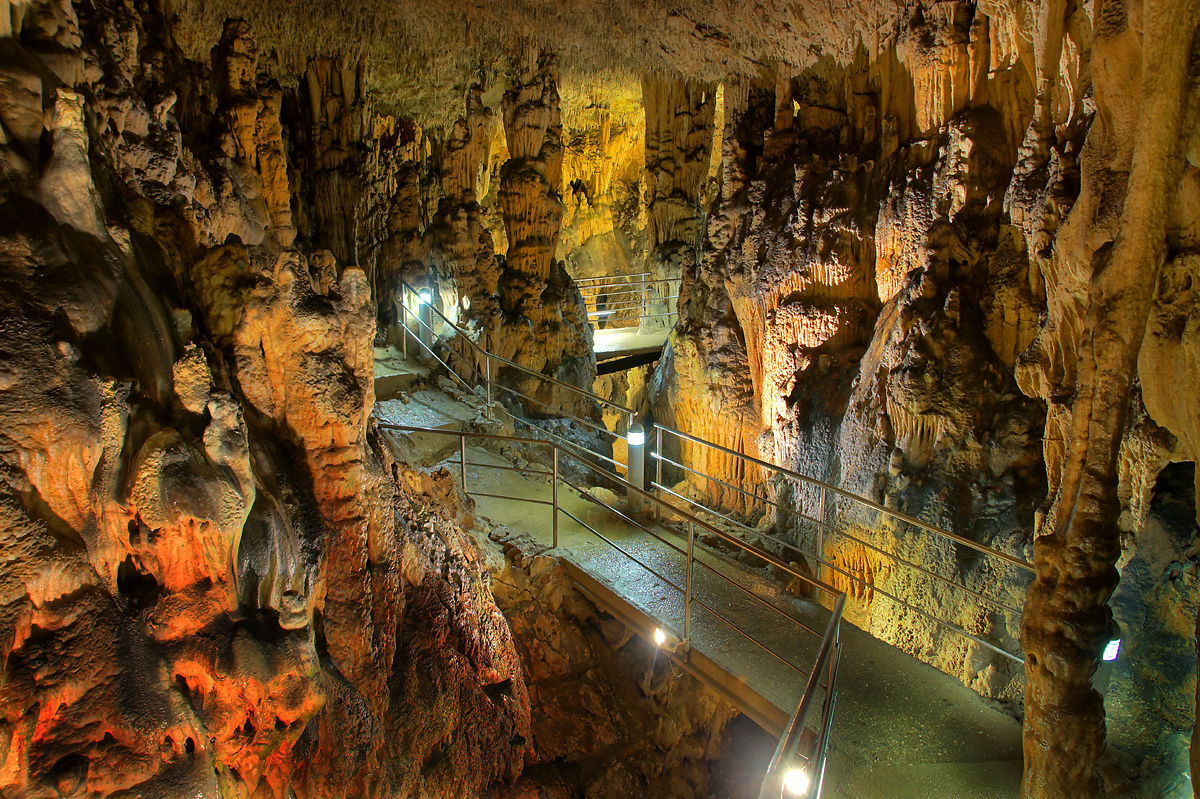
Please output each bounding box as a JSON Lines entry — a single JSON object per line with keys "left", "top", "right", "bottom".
{"left": 628, "top": 424, "right": 646, "bottom": 514}
{"left": 1102, "top": 639, "right": 1121, "bottom": 662}
{"left": 418, "top": 289, "right": 432, "bottom": 305}
{"left": 653, "top": 627, "right": 666, "bottom": 647}
{"left": 783, "top": 768, "right": 810, "bottom": 796}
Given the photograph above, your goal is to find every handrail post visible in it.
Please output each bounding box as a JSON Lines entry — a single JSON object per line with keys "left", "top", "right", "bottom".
{"left": 399, "top": 294, "right": 408, "bottom": 360}
{"left": 684, "top": 520, "right": 694, "bottom": 644}
{"left": 654, "top": 426, "right": 663, "bottom": 522}
{"left": 460, "top": 435, "right": 467, "bottom": 494}
{"left": 817, "top": 485, "right": 827, "bottom": 584}
{"left": 641, "top": 273, "right": 648, "bottom": 323}
{"left": 485, "top": 356, "right": 493, "bottom": 418}
{"left": 552, "top": 447, "right": 559, "bottom": 549}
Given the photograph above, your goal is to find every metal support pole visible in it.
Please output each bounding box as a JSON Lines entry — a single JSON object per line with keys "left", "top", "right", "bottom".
{"left": 628, "top": 423, "right": 645, "bottom": 515}
{"left": 654, "top": 426, "right": 663, "bottom": 522}
{"left": 399, "top": 300, "right": 408, "bottom": 360}
{"left": 684, "top": 520, "right": 694, "bottom": 643}
{"left": 552, "top": 447, "right": 559, "bottom": 549}
{"left": 460, "top": 435, "right": 467, "bottom": 493}
{"left": 418, "top": 289, "right": 433, "bottom": 359}
{"left": 485, "top": 356, "right": 493, "bottom": 418}
{"left": 817, "top": 485, "right": 827, "bottom": 584}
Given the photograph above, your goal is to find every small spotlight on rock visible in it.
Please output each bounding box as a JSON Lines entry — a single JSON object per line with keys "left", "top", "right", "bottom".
{"left": 783, "top": 767, "right": 810, "bottom": 795}
{"left": 418, "top": 289, "right": 432, "bottom": 305}
{"left": 1102, "top": 639, "right": 1121, "bottom": 662}
{"left": 653, "top": 627, "right": 666, "bottom": 647}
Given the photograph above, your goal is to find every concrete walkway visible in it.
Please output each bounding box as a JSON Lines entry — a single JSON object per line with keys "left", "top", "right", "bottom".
{"left": 593, "top": 327, "right": 671, "bottom": 361}
{"left": 374, "top": 384, "right": 1022, "bottom": 798}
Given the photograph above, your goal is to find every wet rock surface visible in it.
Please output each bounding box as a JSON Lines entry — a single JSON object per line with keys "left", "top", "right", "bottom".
{"left": 2, "top": 0, "right": 1200, "bottom": 796}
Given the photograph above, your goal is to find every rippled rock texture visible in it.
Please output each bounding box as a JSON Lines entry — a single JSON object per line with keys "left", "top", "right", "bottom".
{"left": 0, "top": 4, "right": 532, "bottom": 796}
{"left": 3, "top": 0, "right": 1200, "bottom": 796}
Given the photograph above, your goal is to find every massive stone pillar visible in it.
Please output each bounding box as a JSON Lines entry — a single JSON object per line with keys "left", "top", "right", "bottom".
{"left": 489, "top": 49, "right": 597, "bottom": 419}
{"left": 1016, "top": 0, "right": 1200, "bottom": 795}
{"left": 641, "top": 75, "right": 716, "bottom": 330}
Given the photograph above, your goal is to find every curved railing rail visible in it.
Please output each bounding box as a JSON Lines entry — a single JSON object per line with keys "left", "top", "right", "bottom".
{"left": 397, "top": 281, "right": 635, "bottom": 477}
{"left": 377, "top": 421, "right": 844, "bottom": 799}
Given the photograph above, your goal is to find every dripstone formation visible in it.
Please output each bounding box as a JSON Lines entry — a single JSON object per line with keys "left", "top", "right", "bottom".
{"left": 0, "top": 0, "right": 1198, "bottom": 797}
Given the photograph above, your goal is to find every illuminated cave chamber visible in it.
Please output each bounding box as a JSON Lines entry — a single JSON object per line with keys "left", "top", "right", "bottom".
{"left": 0, "top": 1, "right": 1197, "bottom": 798}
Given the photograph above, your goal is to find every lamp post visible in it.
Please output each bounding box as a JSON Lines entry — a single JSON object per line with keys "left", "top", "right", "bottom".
{"left": 417, "top": 288, "right": 433, "bottom": 359}
{"left": 628, "top": 423, "right": 646, "bottom": 514}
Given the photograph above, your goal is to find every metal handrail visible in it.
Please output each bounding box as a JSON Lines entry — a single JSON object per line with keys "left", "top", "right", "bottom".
{"left": 393, "top": 279, "right": 1025, "bottom": 666}
{"left": 575, "top": 271, "right": 653, "bottom": 283}
{"left": 654, "top": 424, "right": 1034, "bottom": 573}
{"left": 576, "top": 274, "right": 682, "bottom": 327}
{"left": 398, "top": 281, "right": 635, "bottom": 420}
{"left": 652, "top": 426, "right": 1030, "bottom": 664}
{"left": 759, "top": 593, "right": 845, "bottom": 799}
{"left": 377, "top": 420, "right": 845, "bottom": 798}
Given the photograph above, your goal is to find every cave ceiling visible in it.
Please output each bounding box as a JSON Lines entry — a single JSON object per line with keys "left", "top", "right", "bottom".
{"left": 166, "top": 0, "right": 960, "bottom": 121}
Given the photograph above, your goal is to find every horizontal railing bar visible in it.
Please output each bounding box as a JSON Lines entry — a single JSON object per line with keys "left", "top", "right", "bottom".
{"left": 445, "top": 458, "right": 553, "bottom": 479}
{"left": 511, "top": 419, "right": 628, "bottom": 476}
{"left": 376, "top": 423, "right": 549, "bottom": 448}
{"left": 489, "top": 359, "right": 635, "bottom": 416}
{"left": 583, "top": 290, "right": 680, "bottom": 301}
{"left": 399, "top": 281, "right": 636, "bottom": 418}
{"left": 654, "top": 485, "right": 1023, "bottom": 663}
{"left": 569, "top": 452, "right": 840, "bottom": 598}
{"left": 655, "top": 453, "right": 775, "bottom": 510}
{"left": 654, "top": 474, "right": 1027, "bottom": 616}
{"left": 562, "top": 475, "right": 825, "bottom": 640}
{"left": 657, "top": 426, "right": 1034, "bottom": 573}
{"left": 559, "top": 506, "right": 810, "bottom": 681}
{"left": 469, "top": 490, "right": 555, "bottom": 507}
{"left": 404, "top": 331, "right": 477, "bottom": 395}
{"left": 495, "top": 384, "right": 627, "bottom": 444}
{"left": 581, "top": 288, "right": 650, "bottom": 299}
{"left": 574, "top": 272, "right": 653, "bottom": 282}
{"left": 557, "top": 507, "right": 685, "bottom": 595}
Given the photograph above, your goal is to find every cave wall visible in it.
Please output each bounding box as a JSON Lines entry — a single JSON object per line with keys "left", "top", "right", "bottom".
{"left": 4, "top": 0, "right": 1200, "bottom": 796}
{"left": 0, "top": 4, "right": 537, "bottom": 796}
{"left": 647, "top": 1, "right": 1200, "bottom": 794}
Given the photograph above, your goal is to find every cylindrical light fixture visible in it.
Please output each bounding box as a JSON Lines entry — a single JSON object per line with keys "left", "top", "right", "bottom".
{"left": 628, "top": 423, "right": 646, "bottom": 514}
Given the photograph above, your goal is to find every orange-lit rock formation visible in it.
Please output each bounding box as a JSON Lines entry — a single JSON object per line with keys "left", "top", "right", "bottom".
{"left": 4, "top": 0, "right": 1200, "bottom": 796}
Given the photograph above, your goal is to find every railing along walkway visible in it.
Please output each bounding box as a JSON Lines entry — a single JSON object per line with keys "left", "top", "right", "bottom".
{"left": 378, "top": 422, "right": 843, "bottom": 799}
{"left": 395, "top": 279, "right": 1034, "bottom": 667}
{"left": 391, "top": 279, "right": 1032, "bottom": 797}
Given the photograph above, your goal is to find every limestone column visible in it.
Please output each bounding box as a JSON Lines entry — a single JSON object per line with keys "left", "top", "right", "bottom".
{"left": 1018, "top": 1, "right": 1200, "bottom": 795}
{"left": 641, "top": 74, "right": 716, "bottom": 331}
{"left": 489, "top": 48, "right": 597, "bottom": 419}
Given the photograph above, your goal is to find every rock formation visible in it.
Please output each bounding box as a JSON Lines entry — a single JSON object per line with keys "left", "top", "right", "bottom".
{"left": 486, "top": 49, "right": 599, "bottom": 421}
{"left": 3, "top": 0, "right": 1200, "bottom": 797}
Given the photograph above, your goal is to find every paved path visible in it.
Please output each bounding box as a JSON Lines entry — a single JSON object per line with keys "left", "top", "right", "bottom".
{"left": 593, "top": 327, "right": 670, "bottom": 361}
{"left": 374, "top": 385, "right": 1022, "bottom": 798}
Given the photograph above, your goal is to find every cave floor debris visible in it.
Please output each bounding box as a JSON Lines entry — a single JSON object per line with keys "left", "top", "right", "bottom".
{"left": 375, "top": 385, "right": 1022, "bottom": 799}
